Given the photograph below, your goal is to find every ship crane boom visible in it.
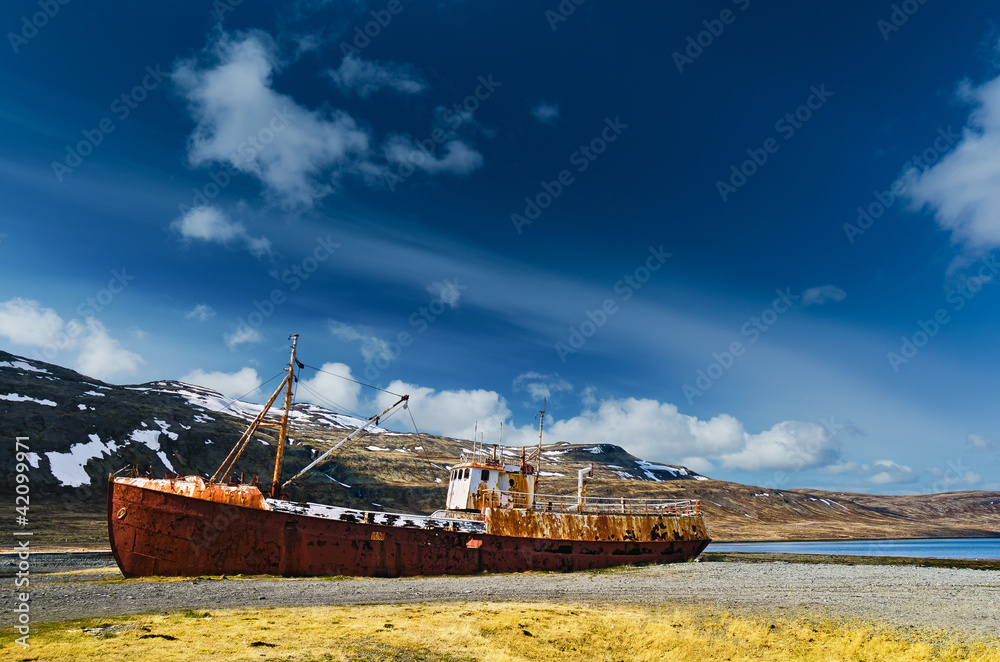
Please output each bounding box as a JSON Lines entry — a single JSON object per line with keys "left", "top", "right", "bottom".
{"left": 280, "top": 394, "right": 409, "bottom": 491}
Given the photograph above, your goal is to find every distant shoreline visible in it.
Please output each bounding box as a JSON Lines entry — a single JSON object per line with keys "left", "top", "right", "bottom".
{"left": 4, "top": 533, "right": 1000, "bottom": 556}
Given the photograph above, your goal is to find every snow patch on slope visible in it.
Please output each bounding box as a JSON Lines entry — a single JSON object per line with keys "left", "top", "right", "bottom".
{"left": 0, "top": 360, "right": 49, "bottom": 374}
{"left": 45, "top": 434, "right": 121, "bottom": 487}
{"left": 1, "top": 393, "right": 56, "bottom": 407}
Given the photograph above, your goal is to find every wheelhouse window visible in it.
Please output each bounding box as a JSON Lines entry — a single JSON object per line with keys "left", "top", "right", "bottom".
{"left": 481, "top": 469, "right": 490, "bottom": 481}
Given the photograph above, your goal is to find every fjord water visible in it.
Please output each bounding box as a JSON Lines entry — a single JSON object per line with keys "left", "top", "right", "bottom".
{"left": 706, "top": 538, "right": 1000, "bottom": 560}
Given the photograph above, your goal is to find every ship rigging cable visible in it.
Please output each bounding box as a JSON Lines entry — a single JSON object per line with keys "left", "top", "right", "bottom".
{"left": 301, "top": 362, "right": 405, "bottom": 397}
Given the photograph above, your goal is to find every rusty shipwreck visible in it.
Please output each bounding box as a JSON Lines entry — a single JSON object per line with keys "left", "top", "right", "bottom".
{"left": 108, "top": 335, "right": 710, "bottom": 577}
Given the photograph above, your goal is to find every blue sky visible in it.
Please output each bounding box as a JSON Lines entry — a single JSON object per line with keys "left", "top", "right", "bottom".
{"left": 3, "top": 0, "right": 1000, "bottom": 494}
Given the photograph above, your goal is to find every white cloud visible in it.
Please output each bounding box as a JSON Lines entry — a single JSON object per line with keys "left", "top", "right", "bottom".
{"left": 0, "top": 298, "right": 142, "bottom": 381}
{"left": 328, "top": 320, "right": 393, "bottom": 364}
{"left": 867, "top": 459, "right": 918, "bottom": 485}
{"left": 968, "top": 433, "right": 997, "bottom": 452}
{"left": 802, "top": 285, "right": 847, "bottom": 306}
{"left": 529, "top": 399, "right": 747, "bottom": 462}
{"left": 171, "top": 206, "right": 272, "bottom": 257}
{"left": 298, "top": 362, "right": 362, "bottom": 414}
{"left": 531, "top": 102, "right": 560, "bottom": 125}
{"left": 907, "top": 69, "right": 1000, "bottom": 249}
{"left": 186, "top": 304, "right": 216, "bottom": 322}
{"left": 821, "top": 458, "right": 918, "bottom": 486}
{"left": 174, "top": 31, "right": 372, "bottom": 207}
{"left": 383, "top": 135, "right": 484, "bottom": 177}
{"left": 718, "top": 421, "right": 838, "bottom": 472}
{"left": 0, "top": 297, "right": 64, "bottom": 347}
{"left": 426, "top": 278, "right": 465, "bottom": 308}
{"left": 172, "top": 206, "right": 243, "bottom": 242}
{"left": 512, "top": 371, "right": 572, "bottom": 401}
{"left": 180, "top": 367, "right": 262, "bottom": 398}
{"left": 225, "top": 324, "right": 262, "bottom": 349}
{"left": 375, "top": 380, "right": 512, "bottom": 441}
{"left": 928, "top": 464, "right": 982, "bottom": 491}
{"left": 360, "top": 378, "right": 842, "bottom": 475}
{"left": 328, "top": 54, "right": 426, "bottom": 98}
{"left": 73, "top": 319, "right": 144, "bottom": 381}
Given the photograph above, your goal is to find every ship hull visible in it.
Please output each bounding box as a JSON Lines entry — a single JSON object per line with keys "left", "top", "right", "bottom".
{"left": 109, "top": 477, "right": 710, "bottom": 578}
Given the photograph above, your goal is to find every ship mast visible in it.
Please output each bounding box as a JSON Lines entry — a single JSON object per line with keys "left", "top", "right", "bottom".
{"left": 270, "top": 333, "right": 299, "bottom": 498}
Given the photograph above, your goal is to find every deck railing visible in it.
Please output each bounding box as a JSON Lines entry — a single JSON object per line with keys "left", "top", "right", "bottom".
{"left": 477, "top": 490, "right": 701, "bottom": 516}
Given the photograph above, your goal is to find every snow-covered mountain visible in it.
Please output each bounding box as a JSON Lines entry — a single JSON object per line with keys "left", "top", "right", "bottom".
{"left": 0, "top": 350, "right": 705, "bottom": 505}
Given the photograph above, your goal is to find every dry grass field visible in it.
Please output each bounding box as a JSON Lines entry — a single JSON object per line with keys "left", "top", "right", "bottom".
{"left": 4, "top": 602, "right": 998, "bottom": 662}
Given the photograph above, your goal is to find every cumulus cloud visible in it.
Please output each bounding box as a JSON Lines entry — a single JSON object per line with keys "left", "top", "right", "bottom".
{"left": 531, "top": 101, "right": 560, "bottom": 125}
{"left": 328, "top": 54, "right": 426, "bottom": 98}
{"left": 171, "top": 206, "right": 272, "bottom": 256}
{"left": 512, "top": 371, "right": 572, "bottom": 401}
{"left": 0, "top": 298, "right": 143, "bottom": 381}
{"left": 180, "top": 367, "right": 262, "bottom": 398}
{"left": 328, "top": 320, "right": 394, "bottom": 364}
{"left": 224, "top": 324, "right": 262, "bottom": 349}
{"left": 801, "top": 285, "right": 847, "bottom": 306}
{"left": 382, "top": 135, "right": 484, "bottom": 177}
{"left": 0, "top": 297, "right": 64, "bottom": 347}
{"left": 867, "top": 459, "right": 918, "bottom": 485}
{"left": 533, "top": 399, "right": 747, "bottom": 461}
{"left": 968, "top": 433, "right": 997, "bottom": 452}
{"left": 907, "top": 67, "right": 1000, "bottom": 249}
{"left": 717, "top": 421, "right": 838, "bottom": 472}
{"left": 186, "top": 304, "right": 216, "bottom": 322}
{"left": 356, "top": 378, "right": 843, "bottom": 476}
{"left": 821, "top": 458, "right": 918, "bottom": 486}
{"left": 297, "top": 362, "right": 362, "bottom": 414}
{"left": 375, "top": 380, "right": 512, "bottom": 441}
{"left": 928, "top": 461, "right": 981, "bottom": 492}
{"left": 73, "top": 319, "right": 144, "bottom": 380}
{"left": 174, "top": 31, "right": 372, "bottom": 207}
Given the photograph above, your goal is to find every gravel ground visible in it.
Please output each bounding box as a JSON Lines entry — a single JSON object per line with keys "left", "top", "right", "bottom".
{"left": 4, "top": 553, "right": 999, "bottom": 637}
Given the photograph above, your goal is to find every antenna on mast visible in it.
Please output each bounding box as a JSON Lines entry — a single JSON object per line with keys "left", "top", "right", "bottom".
{"left": 536, "top": 397, "right": 546, "bottom": 467}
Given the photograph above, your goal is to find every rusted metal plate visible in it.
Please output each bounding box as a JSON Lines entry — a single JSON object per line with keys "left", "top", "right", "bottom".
{"left": 482, "top": 507, "right": 709, "bottom": 543}
{"left": 108, "top": 477, "right": 710, "bottom": 578}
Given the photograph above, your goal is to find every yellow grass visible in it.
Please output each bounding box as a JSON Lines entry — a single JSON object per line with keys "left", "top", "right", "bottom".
{"left": 3, "top": 602, "right": 997, "bottom": 662}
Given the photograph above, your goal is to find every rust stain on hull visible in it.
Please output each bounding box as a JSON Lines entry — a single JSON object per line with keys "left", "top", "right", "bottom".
{"left": 108, "top": 478, "right": 711, "bottom": 578}
{"left": 483, "top": 507, "right": 709, "bottom": 543}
